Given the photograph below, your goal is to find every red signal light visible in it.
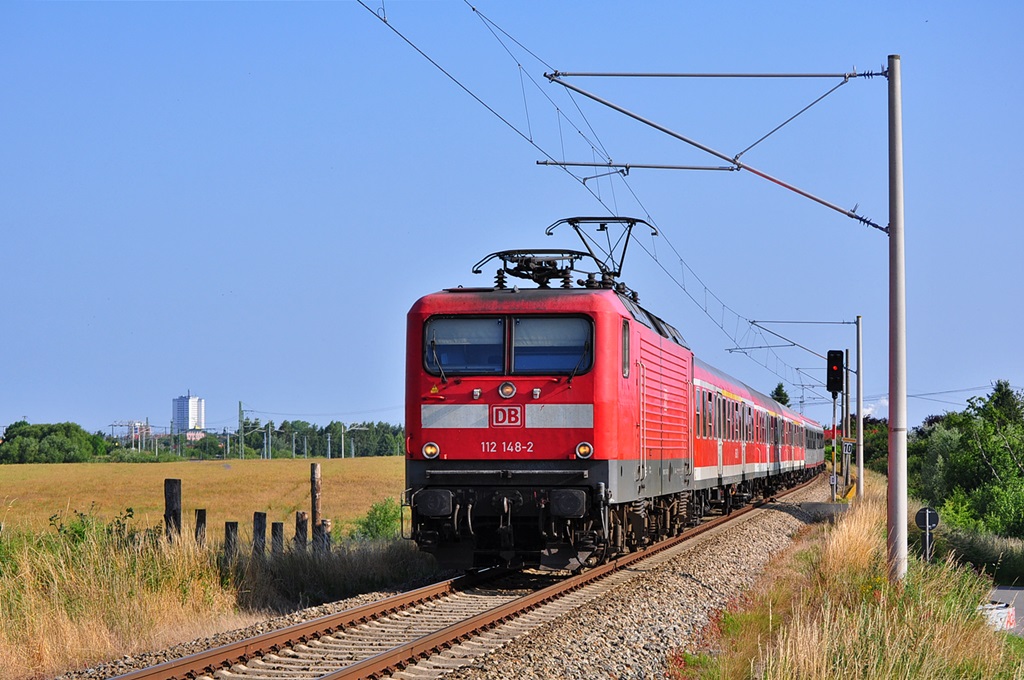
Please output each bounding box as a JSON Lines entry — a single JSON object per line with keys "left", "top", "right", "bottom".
{"left": 826, "top": 350, "right": 844, "bottom": 394}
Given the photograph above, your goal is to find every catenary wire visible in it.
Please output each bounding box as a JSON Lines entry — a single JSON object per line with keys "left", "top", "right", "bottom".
{"left": 360, "top": 3, "right": 881, "bottom": 404}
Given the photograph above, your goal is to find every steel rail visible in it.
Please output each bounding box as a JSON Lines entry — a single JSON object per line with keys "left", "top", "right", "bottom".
{"left": 115, "top": 476, "right": 819, "bottom": 680}
{"left": 324, "top": 475, "right": 821, "bottom": 679}
{"left": 112, "top": 570, "right": 504, "bottom": 680}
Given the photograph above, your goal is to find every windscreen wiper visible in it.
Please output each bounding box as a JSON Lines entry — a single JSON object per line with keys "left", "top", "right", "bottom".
{"left": 429, "top": 337, "right": 448, "bottom": 384}
{"left": 567, "top": 341, "right": 591, "bottom": 385}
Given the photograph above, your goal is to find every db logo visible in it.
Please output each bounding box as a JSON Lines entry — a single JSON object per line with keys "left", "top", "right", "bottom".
{"left": 490, "top": 405, "right": 524, "bottom": 428}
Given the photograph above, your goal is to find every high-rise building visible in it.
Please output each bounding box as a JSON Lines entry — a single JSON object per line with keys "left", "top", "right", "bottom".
{"left": 172, "top": 393, "right": 205, "bottom": 435}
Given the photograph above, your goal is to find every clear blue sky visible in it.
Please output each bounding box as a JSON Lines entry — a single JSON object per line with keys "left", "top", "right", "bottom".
{"left": 2, "top": 2, "right": 1021, "bottom": 436}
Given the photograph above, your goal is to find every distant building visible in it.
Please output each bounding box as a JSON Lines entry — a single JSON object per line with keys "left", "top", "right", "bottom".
{"left": 172, "top": 393, "right": 205, "bottom": 436}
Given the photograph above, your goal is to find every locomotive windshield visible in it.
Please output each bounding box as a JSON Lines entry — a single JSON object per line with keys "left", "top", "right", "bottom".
{"left": 424, "top": 315, "right": 593, "bottom": 376}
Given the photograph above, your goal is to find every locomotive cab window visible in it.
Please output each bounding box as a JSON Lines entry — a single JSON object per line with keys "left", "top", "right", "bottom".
{"left": 424, "top": 317, "right": 504, "bottom": 375}
{"left": 423, "top": 315, "right": 593, "bottom": 377}
{"left": 512, "top": 316, "right": 592, "bottom": 374}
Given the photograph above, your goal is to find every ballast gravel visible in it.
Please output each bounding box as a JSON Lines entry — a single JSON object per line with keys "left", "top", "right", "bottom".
{"left": 57, "top": 479, "right": 828, "bottom": 680}
{"left": 444, "top": 480, "right": 829, "bottom": 679}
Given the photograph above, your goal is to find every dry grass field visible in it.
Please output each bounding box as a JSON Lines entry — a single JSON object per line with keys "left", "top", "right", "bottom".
{"left": 0, "top": 457, "right": 432, "bottom": 680}
{"left": 0, "top": 457, "right": 405, "bottom": 535}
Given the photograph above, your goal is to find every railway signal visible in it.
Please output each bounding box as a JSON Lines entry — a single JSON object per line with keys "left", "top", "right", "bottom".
{"left": 826, "top": 349, "right": 844, "bottom": 394}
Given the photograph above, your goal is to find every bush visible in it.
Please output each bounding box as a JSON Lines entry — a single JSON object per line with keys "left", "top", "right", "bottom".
{"left": 349, "top": 498, "right": 402, "bottom": 540}
{"left": 936, "top": 527, "right": 1024, "bottom": 585}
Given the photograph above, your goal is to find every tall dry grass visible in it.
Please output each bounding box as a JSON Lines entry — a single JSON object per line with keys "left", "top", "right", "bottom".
{"left": 0, "top": 514, "right": 259, "bottom": 680}
{"left": 0, "top": 502, "right": 437, "bottom": 680}
{"left": 674, "top": 474, "right": 1024, "bottom": 679}
{"left": 761, "top": 493, "right": 1020, "bottom": 678}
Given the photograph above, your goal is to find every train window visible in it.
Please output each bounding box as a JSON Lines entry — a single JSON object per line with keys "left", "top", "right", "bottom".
{"left": 706, "top": 391, "right": 714, "bottom": 438}
{"left": 511, "top": 316, "right": 593, "bottom": 374}
{"left": 622, "top": 319, "right": 630, "bottom": 378}
{"left": 694, "top": 389, "right": 702, "bottom": 439}
{"left": 424, "top": 317, "right": 505, "bottom": 375}
{"left": 716, "top": 395, "right": 724, "bottom": 441}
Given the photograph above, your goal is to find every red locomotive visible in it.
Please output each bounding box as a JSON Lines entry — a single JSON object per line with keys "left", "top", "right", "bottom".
{"left": 404, "top": 218, "right": 824, "bottom": 569}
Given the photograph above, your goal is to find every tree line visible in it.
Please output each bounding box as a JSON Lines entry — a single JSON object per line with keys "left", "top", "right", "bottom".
{"left": 0, "top": 422, "right": 110, "bottom": 463}
{"left": 856, "top": 380, "right": 1024, "bottom": 539}
{"left": 0, "top": 419, "right": 406, "bottom": 463}
{"left": 235, "top": 419, "right": 405, "bottom": 459}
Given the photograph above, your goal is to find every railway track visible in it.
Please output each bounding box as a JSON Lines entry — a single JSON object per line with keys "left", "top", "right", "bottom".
{"left": 114, "top": 478, "right": 819, "bottom": 680}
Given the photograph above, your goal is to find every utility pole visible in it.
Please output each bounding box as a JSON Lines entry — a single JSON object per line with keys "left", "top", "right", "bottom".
{"left": 887, "top": 54, "right": 908, "bottom": 582}
{"left": 856, "top": 316, "right": 864, "bottom": 499}
{"left": 844, "top": 349, "right": 851, "bottom": 438}
{"left": 831, "top": 395, "right": 838, "bottom": 502}
{"left": 238, "top": 401, "right": 244, "bottom": 460}
{"left": 327, "top": 433, "right": 332, "bottom": 460}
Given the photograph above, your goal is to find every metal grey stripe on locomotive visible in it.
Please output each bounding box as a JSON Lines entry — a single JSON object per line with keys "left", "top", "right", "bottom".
{"left": 422, "top": 404, "right": 489, "bottom": 429}
{"left": 421, "top": 404, "right": 594, "bottom": 429}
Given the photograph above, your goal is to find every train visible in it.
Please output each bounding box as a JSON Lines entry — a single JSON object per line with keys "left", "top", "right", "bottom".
{"left": 403, "top": 217, "right": 825, "bottom": 570}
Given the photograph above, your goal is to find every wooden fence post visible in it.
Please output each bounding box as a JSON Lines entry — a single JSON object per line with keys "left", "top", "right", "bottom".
{"left": 314, "top": 518, "right": 332, "bottom": 554}
{"left": 164, "top": 479, "right": 182, "bottom": 543}
{"left": 311, "top": 463, "right": 322, "bottom": 530}
{"left": 312, "top": 521, "right": 323, "bottom": 553}
{"left": 271, "top": 522, "right": 284, "bottom": 556}
{"left": 294, "top": 511, "right": 308, "bottom": 552}
{"left": 321, "top": 519, "right": 332, "bottom": 551}
{"left": 195, "top": 509, "right": 207, "bottom": 548}
{"left": 224, "top": 522, "right": 238, "bottom": 559}
{"left": 253, "top": 512, "right": 267, "bottom": 559}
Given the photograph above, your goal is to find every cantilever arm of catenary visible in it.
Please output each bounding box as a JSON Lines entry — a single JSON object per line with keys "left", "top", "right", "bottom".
{"left": 545, "top": 73, "right": 887, "bottom": 235}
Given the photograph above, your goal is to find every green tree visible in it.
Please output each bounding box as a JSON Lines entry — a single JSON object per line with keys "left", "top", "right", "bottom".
{"left": 861, "top": 417, "right": 890, "bottom": 474}
{"left": 0, "top": 421, "right": 107, "bottom": 464}
{"left": 908, "top": 382, "right": 1024, "bottom": 537}
{"left": 769, "top": 383, "right": 790, "bottom": 407}
{"left": 191, "top": 435, "right": 224, "bottom": 459}
{"left": 918, "top": 423, "right": 958, "bottom": 504}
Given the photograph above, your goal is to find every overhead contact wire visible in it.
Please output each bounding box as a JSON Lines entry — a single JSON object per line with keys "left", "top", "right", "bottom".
{"left": 361, "top": 2, "right": 826, "bottom": 396}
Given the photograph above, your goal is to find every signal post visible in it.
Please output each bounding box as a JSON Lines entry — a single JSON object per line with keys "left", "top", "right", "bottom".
{"left": 827, "top": 349, "right": 844, "bottom": 501}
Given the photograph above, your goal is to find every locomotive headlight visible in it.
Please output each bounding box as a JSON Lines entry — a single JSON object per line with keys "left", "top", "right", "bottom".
{"left": 422, "top": 442, "right": 441, "bottom": 459}
{"left": 575, "top": 442, "right": 594, "bottom": 459}
{"left": 498, "top": 382, "right": 517, "bottom": 399}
